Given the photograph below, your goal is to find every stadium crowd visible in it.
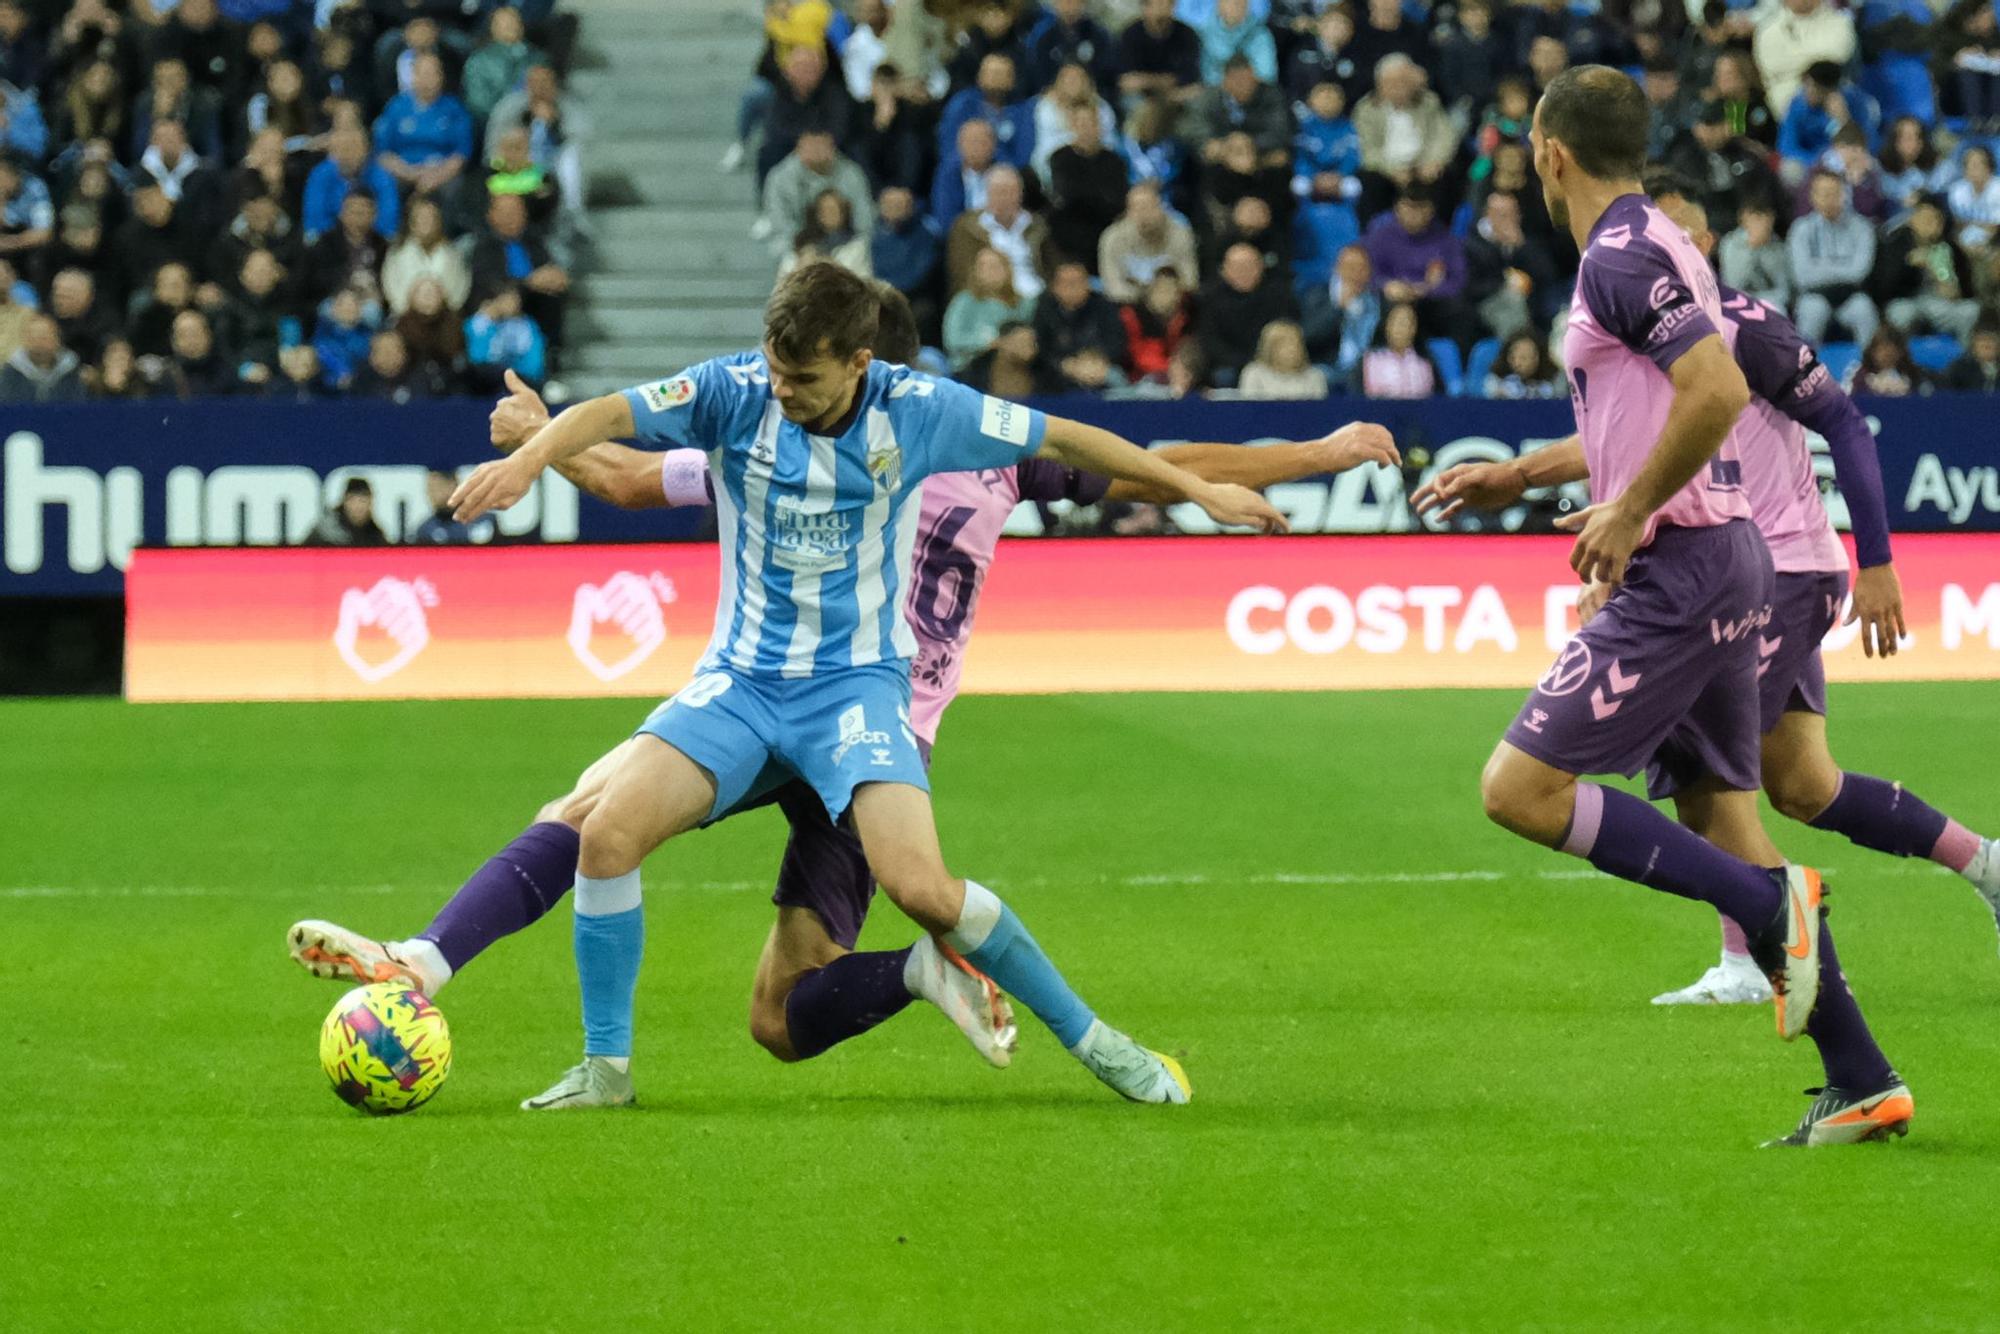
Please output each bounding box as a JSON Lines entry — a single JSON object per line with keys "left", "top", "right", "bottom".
{"left": 0, "top": 0, "right": 582, "bottom": 403}
{"left": 731, "top": 0, "right": 2000, "bottom": 398}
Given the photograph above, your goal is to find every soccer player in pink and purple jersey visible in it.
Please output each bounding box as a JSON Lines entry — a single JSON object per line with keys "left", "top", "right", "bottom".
{"left": 1467, "top": 66, "right": 1912, "bottom": 1146}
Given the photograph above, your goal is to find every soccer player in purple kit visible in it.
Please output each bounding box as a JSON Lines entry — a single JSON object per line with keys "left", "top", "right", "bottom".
{"left": 1419, "top": 176, "right": 2000, "bottom": 1017}
{"left": 289, "top": 281, "right": 1399, "bottom": 1103}
{"left": 1464, "top": 66, "right": 1914, "bottom": 1146}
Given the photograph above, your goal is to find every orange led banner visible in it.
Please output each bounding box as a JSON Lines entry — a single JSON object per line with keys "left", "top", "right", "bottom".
{"left": 125, "top": 536, "right": 2000, "bottom": 703}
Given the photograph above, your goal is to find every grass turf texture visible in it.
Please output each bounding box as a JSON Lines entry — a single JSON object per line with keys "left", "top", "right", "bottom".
{"left": 6, "top": 684, "right": 1998, "bottom": 1331}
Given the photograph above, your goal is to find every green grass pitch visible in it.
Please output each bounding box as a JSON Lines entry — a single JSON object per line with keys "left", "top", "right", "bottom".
{"left": 6, "top": 684, "right": 2000, "bottom": 1331}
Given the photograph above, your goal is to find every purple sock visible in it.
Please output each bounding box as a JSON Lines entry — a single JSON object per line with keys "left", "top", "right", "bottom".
{"left": 1811, "top": 772, "right": 1982, "bottom": 872}
{"left": 419, "top": 821, "right": 580, "bottom": 972}
{"left": 1563, "top": 784, "right": 1784, "bottom": 933}
{"left": 783, "top": 948, "right": 915, "bottom": 1059}
{"left": 1805, "top": 919, "right": 1895, "bottom": 1092}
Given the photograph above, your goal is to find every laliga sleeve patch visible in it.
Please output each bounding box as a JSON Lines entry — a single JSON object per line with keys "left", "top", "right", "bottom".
{"left": 639, "top": 375, "right": 697, "bottom": 414}
{"left": 978, "top": 394, "right": 1033, "bottom": 448}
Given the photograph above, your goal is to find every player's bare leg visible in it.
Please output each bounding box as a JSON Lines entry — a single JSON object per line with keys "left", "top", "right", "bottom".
{"left": 522, "top": 736, "right": 718, "bottom": 1111}
{"left": 849, "top": 782, "right": 1186, "bottom": 1103}
{"left": 286, "top": 741, "right": 629, "bottom": 994}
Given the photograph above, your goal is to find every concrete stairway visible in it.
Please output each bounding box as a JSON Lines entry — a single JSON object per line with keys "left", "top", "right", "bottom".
{"left": 568, "top": 0, "right": 776, "bottom": 394}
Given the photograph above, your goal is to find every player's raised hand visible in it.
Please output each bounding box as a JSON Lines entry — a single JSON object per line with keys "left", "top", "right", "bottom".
{"left": 1194, "top": 481, "right": 1290, "bottom": 533}
{"left": 1410, "top": 460, "right": 1528, "bottom": 519}
{"left": 451, "top": 454, "right": 541, "bottom": 522}
{"left": 1310, "top": 422, "right": 1400, "bottom": 474}
{"left": 1848, "top": 563, "right": 1908, "bottom": 658}
{"left": 489, "top": 368, "right": 551, "bottom": 452}
{"left": 1555, "top": 500, "right": 1646, "bottom": 586}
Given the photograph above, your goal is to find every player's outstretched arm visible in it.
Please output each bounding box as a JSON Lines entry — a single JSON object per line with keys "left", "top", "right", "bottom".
{"left": 487, "top": 374, "right": 670, "bottom": 510}
{"left": 1038, "top": 415, "right": 1289, "bottom": 532}
{"left": 453, "top": 390, "right": 637, "bottom": 521}
{"left": 1784, "top": 381, "right": 1906, "bottom": 657}
{"left": 1557, "top": 335, "right": 1747, "bottom": 585}
{"left": 1411, "top": 434, "right": 1588, "bottom": 518}
{"left": 1098, "top": 423, "right": 1399, "bottom": 503}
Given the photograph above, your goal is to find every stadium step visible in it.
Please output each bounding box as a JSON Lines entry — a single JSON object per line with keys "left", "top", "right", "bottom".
{"left": 573, "top": 304, "right": 767, "bottom": 343}
{"left": 576, "top": 273, "right": 773, "bottom": 305}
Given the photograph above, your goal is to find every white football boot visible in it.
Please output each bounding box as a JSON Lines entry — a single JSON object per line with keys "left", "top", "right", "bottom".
{"left": 905, "top": 936, "right": 1018, "bottom": 1068}
{"left": 288, "top": 920, "right": 438, "bottom": 992}
{"left": 1070, "top": 1019, "right": 1191, "bottom": 1104}
{"left": 1963, "top": 839, "right": 2000, "bottom": 953}
{"left": 520, "top": 1056, "right": 636, "bottom": 1110}
{"left": 1745, "top": 865, "right": 1825, "bottom": 1042}
{"left": 1651, "top": 954, "right": 1774, "bottom": 1006}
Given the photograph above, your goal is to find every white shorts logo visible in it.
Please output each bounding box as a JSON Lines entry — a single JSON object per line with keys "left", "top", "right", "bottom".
{"left": 1537, "top": 638, "right": 1594, "bottom": 697}
{"left": 638, "top": 375, "right": 696, "bottom": 414}
{"left": 979, "top": 394, "right": 1032, "bottom": 448}
{"left": 832, "top": 703, "right": 894, "bottom": 767}
{"left": 568, "top": 571, "right": 678, "bottom": 682}
{"left": 333, "top": 577, "right": 438, "bottom": 682}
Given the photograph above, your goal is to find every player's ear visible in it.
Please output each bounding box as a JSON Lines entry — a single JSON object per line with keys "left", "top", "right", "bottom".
{"left": 850, "top": 347, "right": 874, "bottom": 375}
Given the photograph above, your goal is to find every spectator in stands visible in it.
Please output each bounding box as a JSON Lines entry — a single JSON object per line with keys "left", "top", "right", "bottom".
{"left": 1484, "top": 329, "right": 1564, "bottom": 399}
{"left": 1465, "top": 189, "right": 1558, "bottom": 342}
{"left": 0, "top": 311, "right": 84, "bottom": 401}
{"left": 871, "top": 185, "right": 942, "bottom": 334}
{"left": 485, "top": 125, "right": 561, "bottom": 229}
{"left": 1801, "top": 123, "right": 1891, "bottom": 224}
{"left": 485, "top": 63, "right": 588, "bottom": 223}
{"left": 780, "top": 188, "right": 872, "bottom": 278}
{"left": 933, "top": 118, "right": 998, "bottom": 223}
{"left": 1435, "top": 0, "right": 1505, "bottom": 123}
{"left": 261, "top": 342, "right": 322, "bottom": 401}
{"left": 1469, "top": 75, "right": 1534, "bottom": 184}
{"left": 1718, "top": 199, "right": 1793, "bottom": 311}
{"left": 309, "top": 478, "right": 389, "bottom": 547}
{"left": 758, "top": 46, "right": 854, "bottom": 189}
{"left": 0, "top": 256, "right": 23, "bottom": 358}
{"left": 1119, "top": 96, "right": 1190, "bottom": 212}
{"left": 1046, "top": 101, "right": 1124, "bottom": 274}
{"left": 396, "top": 276, "right": 467, "bottom": 387}
{"left": 1191, "top": 55, "right": 1291, "bottom": 168}
{"left": 1361, "top": 300, "right": 1435, "bottom": 398}
{"left": 1198, "top": 0, "right": 1276, "bottom": 85}
{"left": 411, "top": 468, "right": 495, "bottom": 544}
{"left": 1877, "top": 195, "right": 1980, "bottom": 342}
{"left": 1353, "top": 55, "right": 1455, "bottom": 218}
{"left": 304, "top": 124, "right": 400, "bottom": 242}
{"left": 960, "top": 317, "right": 1071, "bottom": 394}
{"left": 1033, "top": 258, "right": 1126, "bottom": 389}
{"left": 943, "top": 244, "right": 1030, "bottom": 368}
{"left": 1703, "top": 51, "right": 1776, "bottom": 150}
{"left": 1199, "top": 240, "right": 1291, "bottom": 386}
{"left": 1791, "top": 168, "right": 1881, "bottom": 347}
{"left": 166, "top": 308, "right": 232, "bottom": 398}
{"left": 1287, "top": 7, "right": 1363, "bottom": 106}
{"left": 1947, "top": 144, "right": 2000, "bottom": 248}
{"left": 210, "top": 189, "right": 301, "bottom": 289}
{"left": 1664, "top": 97, "right": 1780, "bottom": 236}
{"left": 211, "top": 249, "right": 289, "bottom": 385}
{"left": 839, "top": 0, "right": 891, "bottom": 103}
{"left": 1117, "top": 0, "right": 1202, "bottom": 106}
{"left": 1350, "top": 0, "right": 1428, "bottom": 83}
{"left": 313, "top": 285, "right": 374, "bottom": 391}
{"left": 945, "top": 165, "right": 1052, "bottom": 299}
{"left": 464, "top": 7, "right": 539, "bottom": 126}
{"left": 1848, "top": 325, "right": 1927, "bottom": 396}
{"left": 48, "top": 268, "right": 113, "bottom": 363}
{"left": 382, "top": 196, "right": 470, "bottom": 316}
{"left": 1754, "top": 0, "right": 1855, "bottom": 117}
{"left": 59, "top": 60, "right": 125, "bottom": 152}
{"left": 856, "top": 62, "right": 929, "bottom": 195}
{"left": 305, "top": 190, "right": 387, "bottom": 305}
{"left": 1301, "top": 242, "right": 1380, "bottom": 388}
{"left": 131, "top": 261, "right": 196, "bottom": 357}
{"left": 470, "top": 192, "right": 566, "bottom": 349}
{"left": 1526, "top": 35, "right": 1569, "bottom": 96}
{"left": 246, "top": 59, "right": 322, "bottom": 149}
{"left": 1935, "top": 0, "right": 2000, "bottom": 123}
{"left": 373, "top": 52, "right": 474, "bottom": 202}
{"left": 1939, "top": 317, "right": 2000, "bottom": 390}
{"left": 1878, "top": 117, "right": 1939, "bottom": 212}
{"left": 1030, "top": 62, "right": 1115, "bottom": 178}
{"left": 1364, "top": 184, "right": 1469, "bottom": 346}
{"left": 136, "top": 118, "right": 205, "bottom": 202}
{"left": 1237, "top": 318, "right": 1327, "bottom": 398}
{"left": 1025, "top": 0, "right": 1114, "bottom": 95}
{"left": 1201, "top": 129, "right": 1289, "bottom": 255}
{"left": 761, "top": 128, "right": 875, "bottom": 252}
{"left": 0, "top": 154, "right": 50, "bottom": 268}
{"left": 1120, "top": 267, "right": 1191, "bottom": 382}
{"left": 1778, "top": 61, "right": 1880, "bottom": 185}
{"left": 938, "top": 52, "right": 1034, "bottom": 171}
{"left": 1642, "top": 54, "right": 1700, "bottom": 162}
{"left": 353, "top": 329, "right": 442, "bottom": 402}
{"left": 946, "top": 2, "right": 1034, "bottom": 95}
{"left": 1291, "top": 79, "right": 1361, "bottom": 282}
{"left": 1098, "top": 181, "right": 1198, "bottom": 303}
{"left": 309, "top": 28, "right": 375, "bottom": 119}
{"left": 0, "top": 0, "right": 42, "bottom": 93}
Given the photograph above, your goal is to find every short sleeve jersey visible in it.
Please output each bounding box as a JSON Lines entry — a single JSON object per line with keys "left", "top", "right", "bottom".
{"left": 1563, "top": 194, "right": 1752, "bottom": 544}
{"left": 621, "top": 356, "right": 1047, "bottom": 679}
{"left": 1715, "top": 288, "right": 1847, "bottom": 575}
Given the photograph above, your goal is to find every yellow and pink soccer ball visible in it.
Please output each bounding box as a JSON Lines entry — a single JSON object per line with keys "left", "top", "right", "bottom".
{"left": 318, "top": 982, "right": 452, "bottom": 1115}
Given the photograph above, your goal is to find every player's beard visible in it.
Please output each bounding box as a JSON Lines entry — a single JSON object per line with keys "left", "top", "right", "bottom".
{"left": 1544, "top": 183, "right": 1568, "bottom": 231}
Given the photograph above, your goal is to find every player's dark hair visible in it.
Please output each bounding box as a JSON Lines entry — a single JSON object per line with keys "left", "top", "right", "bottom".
{"left": 868, "top": 280, "right": 920, "bottom": 364}
{"left": 1538, "top": 65, "right": 1649, "bottom": 182}
{"left": 764, "top": 260, "right": 879, "bottom": 366}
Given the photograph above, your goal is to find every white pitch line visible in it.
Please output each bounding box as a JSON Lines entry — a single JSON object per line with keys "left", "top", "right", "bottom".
{"left": 0, "top": 863, "right": 1949, "bottom": 901}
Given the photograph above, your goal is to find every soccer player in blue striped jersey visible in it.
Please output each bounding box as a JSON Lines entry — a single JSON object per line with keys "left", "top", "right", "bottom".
{"left": 447, "top": 262, "right": 1286, "bottom": 1108}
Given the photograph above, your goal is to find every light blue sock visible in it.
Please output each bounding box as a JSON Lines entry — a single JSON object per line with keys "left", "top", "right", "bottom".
{"left": 574, "top": 871, "right": 643, "bottom": 1059}
{"left": 945, "top": 881, "right": 1096, "bottom": 1049}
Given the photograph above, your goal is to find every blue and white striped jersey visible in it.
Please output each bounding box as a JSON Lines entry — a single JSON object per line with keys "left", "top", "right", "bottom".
{"left": 621, "top": 355, "right": 1047, "bottom": 679}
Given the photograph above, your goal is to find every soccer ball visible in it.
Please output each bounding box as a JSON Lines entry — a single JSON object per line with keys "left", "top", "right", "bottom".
{"left": 319, "top": 982, "right": 452, "bottom": 1115}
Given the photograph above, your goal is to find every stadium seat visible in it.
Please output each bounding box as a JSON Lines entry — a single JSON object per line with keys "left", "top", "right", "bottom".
{"left": 1909, "top": 334, "right": 1963, "bottom": 370}
{"left": 1464, "top": 337, "right": 1501, "bottom": 389}
{"left": 1818, "top": 341, "right": 1861, "bottom": 385}
{"left": 1862, "top": 54, "right": 1937, "bottom": 127}
{"left": 1428, "top": 339, "right": 1466, "bottom": 396}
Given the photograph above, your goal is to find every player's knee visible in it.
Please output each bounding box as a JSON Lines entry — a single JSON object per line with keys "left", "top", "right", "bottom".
{"left": 576, "top": 810, "right": 644, "bottom": 879}
{"left": 1479, "top": 756, "right": 1564, "bottom": 844}
{"left": 1766, "top": 764, "right": 1837, "bottom": 825}
{"left": 874, "top": 862, "right": 960, "bottom": 935}
{"left": 748, "top": 1000, "right": 801, "bottom": 1062}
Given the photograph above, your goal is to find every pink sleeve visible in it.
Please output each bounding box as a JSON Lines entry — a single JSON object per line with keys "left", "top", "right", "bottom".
{"left": 659, "top": 449, "right": 713, "bottom": 508}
